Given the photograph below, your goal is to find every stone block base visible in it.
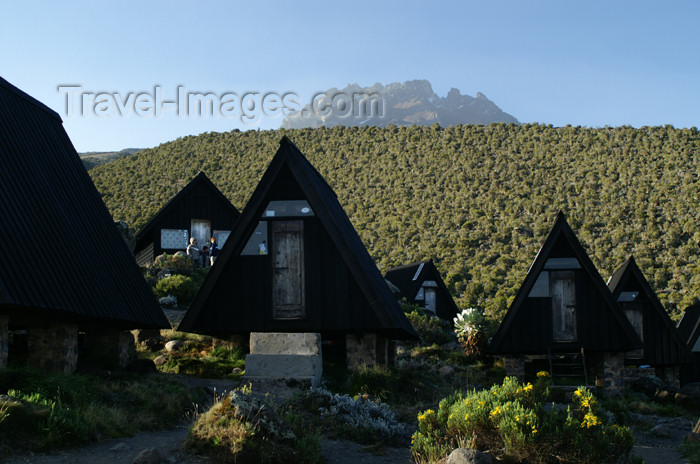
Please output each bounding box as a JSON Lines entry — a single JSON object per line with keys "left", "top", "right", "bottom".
{"left": 27, "top": 324, "right": 79, "bottom": 373}
{"left": 243, "top": 333, "right": 322, "bottom": 390}
{"left": 244, "top": 354, "right": 322, "bottom": 382}
{"left": 603, "top": 352, "right": 625, "bottom": 394}
{"left": 250, "top": 332, "right": 320, "bottom": 355}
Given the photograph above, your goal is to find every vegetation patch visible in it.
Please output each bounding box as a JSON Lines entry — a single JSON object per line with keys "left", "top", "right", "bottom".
{"left": 0, "top": 367, "right": 204, "bottom": 454}
{"left": 186, "top": 384, "right": 321, "bottom": 463}
{"left": 410, "top": 372, "right": 634, "bottom": 464}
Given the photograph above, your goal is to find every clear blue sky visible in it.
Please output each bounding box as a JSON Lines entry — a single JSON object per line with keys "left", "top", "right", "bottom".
{"left": 2, "top": 1, "right": 699, "bottom": 152}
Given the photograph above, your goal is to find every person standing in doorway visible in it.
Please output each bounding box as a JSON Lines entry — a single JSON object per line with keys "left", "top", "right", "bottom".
{"left": 209, "top": 236, "right": 219, "bottom": 266}
{"left": 187, "top": 237, "right": 200, "bottom": 265}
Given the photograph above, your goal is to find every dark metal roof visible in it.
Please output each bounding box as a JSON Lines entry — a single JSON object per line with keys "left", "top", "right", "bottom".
{"left": 135, "top": 171, "right": 240, "bottom": 243}
{"left": 0, "top": 77, "right": 169, "bottom": 330}
{"left": 178, "top": 136, "right": 417, "bottom": 339}
{"left": 607, "top": 256, "right": 691, "bottom": 364}
{"left": 385, "top": 259, "right": 460, "bottom": 320}
{"left": 488, "top": 212, "right": 642, "bottom": 354}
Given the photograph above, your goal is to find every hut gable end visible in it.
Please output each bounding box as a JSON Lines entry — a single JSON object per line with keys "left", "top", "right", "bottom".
{"left": 178, "top": 137, "right": 417, "bottom": 340}
{"left": 488, "top": 212, "right": 641, "bottom": 355}
{"left": 608, "top": 256, "right": 692, "bottom": 365}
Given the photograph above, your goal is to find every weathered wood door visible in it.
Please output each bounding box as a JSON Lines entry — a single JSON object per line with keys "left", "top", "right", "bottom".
{"left": 190, "top": 219, "right": 211, "bottom": 252}
{"left": 271, "top": 220, "right": 305, "bottom": 319}
{"left": 551, "top": 271, "right": 577, "bottom": 341}
{"left": 623, "top": 303, "right": 644, "bottom": 359}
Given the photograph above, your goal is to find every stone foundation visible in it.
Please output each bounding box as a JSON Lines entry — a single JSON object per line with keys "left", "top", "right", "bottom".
{"left": 603, "top": 352, "right": 625, "bottom": 394}
{"left": 84, "top": 331, "right": 136, "bottom": 369}
{"left": 503, "top": 356, "right": 525, "bottom": 382}
{"left": 0, "top": 316, "right": 8, "bottom": 369}
{"left": 27, "top": 324, "right": 79, "bottom": 373}
{"left": 346, "top": 333, "right": 392, "bottom": 370}
{"left": 244, "top": 333, "right": 322, "bottom": 390}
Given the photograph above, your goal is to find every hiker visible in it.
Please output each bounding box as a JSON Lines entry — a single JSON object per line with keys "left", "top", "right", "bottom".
{"left": 209, "top": 236, "right": 219, "bottom": 266}
{"left": 201, "top": 245, "right": 209, "bottom": 267}
{"left": 186, "top": 237, "right": 200, "bottom": 265}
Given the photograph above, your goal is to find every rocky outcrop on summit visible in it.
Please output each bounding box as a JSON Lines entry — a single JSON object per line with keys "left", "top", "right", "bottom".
{"left": 281, "top": 80, "right": 519, "bottom": 129}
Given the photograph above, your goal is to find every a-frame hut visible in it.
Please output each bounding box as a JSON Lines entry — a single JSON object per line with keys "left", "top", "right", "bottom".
{"left": 488, "top": 212, "right": 641, "bottom": 392}
{"left": 677, "top": 303, "right": 700, "bottom": 384}
{"left": 607, "top": 256, "right": 691, "bottom": 386}
{"left": 385, "top": 259, "right": 460, "bottom": 321}
{"left": 178, "top": 137, "right": 417, "bottom": 368}
{"left": 0, "top": 77, "right": 169, "bottom": 373}
{"left": 134, "top": 171, "right": 240, "bottom": 266}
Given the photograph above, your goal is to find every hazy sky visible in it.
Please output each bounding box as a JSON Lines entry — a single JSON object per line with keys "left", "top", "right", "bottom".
{"left": 2, "top": 1, "right": 699, "bottom": 152}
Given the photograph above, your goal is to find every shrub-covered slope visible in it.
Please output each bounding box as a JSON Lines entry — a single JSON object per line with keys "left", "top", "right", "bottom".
{"left": 90, "top": 124, "right": 700, "bottom": 320}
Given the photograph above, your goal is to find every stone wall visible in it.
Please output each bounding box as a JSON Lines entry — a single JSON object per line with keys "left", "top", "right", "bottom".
{"left": 503, "top": 356, "right": 525, "bottom": 381}
{"left": 0, "top": 316, "right": 8, "bottom": 369}
{"left": 346, "top": 333, "right": 392, "bottom": 370}
{"left": 27, "top": 323, "right": 79, "bottom": 374}
{"left": 84, "top": 331, "right": 137, "bottom": 369}
{"left": 603, "top": 352, "right": 625, "bottom": 394}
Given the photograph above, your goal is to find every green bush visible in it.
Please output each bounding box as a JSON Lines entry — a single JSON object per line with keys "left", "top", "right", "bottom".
{"left": 404, "top": 307, "right": 454, "bottom": 346}
{"left": 411, "top": 372, "right": 634, "bottom": 464}
{"left": 154, "top": 274, "right": 198, "bottom": 306}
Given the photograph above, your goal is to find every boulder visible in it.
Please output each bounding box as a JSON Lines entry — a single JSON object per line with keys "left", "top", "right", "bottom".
{"left": 631, "top": 375, "right": 667, "bottom": 397}
{"left": 109, "top": 442, "right": 129, "bottom": 452}
{"left": 132, "top": 447, "right": 161, "bottom": 464}
{"left": 165, "top": 340, "right": 184, "bottom": 352}
{"left": 126, "top": 359, "right": 157, "bottom": 375}
{"left": 153, "top": 355, "right": 168, "bottom": 366}
{"left": 439, "top": 366, "right": 455, "bottom": 377}
{"left": 447, "top": 448, "right": 493, "bottom": 464}
{"left": 650, "top": 423, "right": 672, "bottom": 438}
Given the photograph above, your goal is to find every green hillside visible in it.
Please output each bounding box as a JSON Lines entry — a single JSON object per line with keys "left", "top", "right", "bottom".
{"left": 89, "top": 124, "right": 700, "bottom": 320}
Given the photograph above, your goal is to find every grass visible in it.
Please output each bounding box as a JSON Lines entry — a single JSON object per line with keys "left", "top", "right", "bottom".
{"left": 0, "top": 367, "right": 206, "bottom": 454}
{"left": 680, "top": 440, "right": 700, "bottom": 464}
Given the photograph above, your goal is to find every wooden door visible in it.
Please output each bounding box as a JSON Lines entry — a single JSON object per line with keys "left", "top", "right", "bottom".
{"left": 190, "top": 219, "right": 211, "bottom": 251}
{"left": 623, "top": 303, "right": 644, "bottom": 359}
{"left": 271, "top": 220, "right": 305, "bottom": 319}
{"left": 551, "top": 271, "right": 576, "bottom": 341}
{"left": 424, "top": 288, "right": 437, "bottom": 314}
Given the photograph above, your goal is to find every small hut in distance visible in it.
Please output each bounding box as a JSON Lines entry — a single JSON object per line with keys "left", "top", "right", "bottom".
{"left": 607, "top": 256, "right": 691, "bottom": 386}
{"left": 385, "top": 259, "right": 460, "bottom": 321}
{"left": 134, "top": 172, "right": 240, "bottom": 266}
{"left": 487, "top": 212, "right": 641, "bottom": 393}
{"left": 178, "top": 137, "right": 417, "bottom": 369}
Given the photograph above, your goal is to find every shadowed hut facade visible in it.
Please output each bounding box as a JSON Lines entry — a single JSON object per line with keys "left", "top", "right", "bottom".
{"left": 178, "top": 137, "right": 417, "bottom": 368}
{"left": 385, "top": 259, "right": 460, "bottom": 321}
{"left": 487, "top": 213, "right": 641, "bottom": 392}
{"left": 0, "top": 77, "right": 170, "bottom": 373}
{"left": 607, "top": 256, "right": 691, "bottom": 387}
{"left": 134, "top": 171, "right": 240, "bottom": 266}
{"left": 677, "top": 303, "right": 700, "bottom": 384}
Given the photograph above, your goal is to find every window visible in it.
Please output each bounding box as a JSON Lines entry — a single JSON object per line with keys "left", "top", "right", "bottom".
{"left": 160, "top": 229, "right": 188, "bottom": 249}
{"left": 242, "top": 222, "right": 268, "bottom": 256}
{"left": 213, "top": 229, "right": 231, "bottom": 247}
{"left": 263, "top": 200, "right": 315, "bottom": 218}
{"left": 528, "top": 272, "right": 550, "bottom": 297}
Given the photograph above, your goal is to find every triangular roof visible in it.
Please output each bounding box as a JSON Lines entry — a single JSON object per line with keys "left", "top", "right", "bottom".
{"left": 488, "top": 212, "right": 641, "bottom": 354}
{"left": 385, "top": 259, "right": 460, "bottom": 320}
{"left": 136, "top": 171, "right": 240, "bottom": 241}
{"left": 0, "top": 77, "right": 168, "bottom": 329}
{"left": 607, "top": 256, "right": 691, "bottom": 363}
{"left": 678, "top": 303, "right": 700, "bottom": 351}
{"left": 178, "top": 136, "right": 417, "bottom": 339}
